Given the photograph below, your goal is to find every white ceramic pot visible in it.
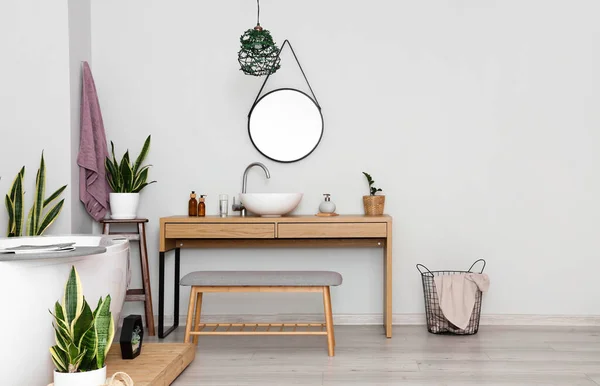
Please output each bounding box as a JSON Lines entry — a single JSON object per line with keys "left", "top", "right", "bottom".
{"left": 54, "top": 366, "right": 107, "bottom": 386}
{"left": 109, "top": 192, "right": 140, "bottom": 219}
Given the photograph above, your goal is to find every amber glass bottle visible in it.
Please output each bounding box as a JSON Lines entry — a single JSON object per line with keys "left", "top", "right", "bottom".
{"left": 198, "top": 195, "right": 206, "bottom": 217}
{"left": 188, "top": 191, "right": 198, "bottom": 216}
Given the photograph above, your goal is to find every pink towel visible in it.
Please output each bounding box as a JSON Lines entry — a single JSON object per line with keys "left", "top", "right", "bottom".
{"left": 77, "top": 62, "right": 110, "bottom": 221}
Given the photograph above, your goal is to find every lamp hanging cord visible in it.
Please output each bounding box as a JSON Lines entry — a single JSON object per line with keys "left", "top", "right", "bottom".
{"left": 256, "top": 0, "right": 260, "bottom": 26}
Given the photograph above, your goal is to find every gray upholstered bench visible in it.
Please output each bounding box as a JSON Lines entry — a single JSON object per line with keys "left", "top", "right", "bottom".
{"left": 180, "top": 271, "right": 343, "bottom": 356}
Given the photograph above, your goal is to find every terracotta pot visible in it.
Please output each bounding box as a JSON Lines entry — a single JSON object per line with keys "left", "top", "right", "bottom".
{"left": 363, "top": 195, "right": 385, "bottom": 216}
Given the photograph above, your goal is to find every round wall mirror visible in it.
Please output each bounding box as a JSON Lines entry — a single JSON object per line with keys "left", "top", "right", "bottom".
{"left": 248, "top": 88, "right": 324, "bottom": 163}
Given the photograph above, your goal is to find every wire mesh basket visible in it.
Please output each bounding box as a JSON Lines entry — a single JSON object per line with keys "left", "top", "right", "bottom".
{"left": 416, "top": 259, "right": 486, "bottom": 335}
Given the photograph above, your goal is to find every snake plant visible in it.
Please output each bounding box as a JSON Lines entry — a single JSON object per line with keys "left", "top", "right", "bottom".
{"left": 105, "top": 135, "right": 156, "bottom": 193}
{"left": 5, "top": 152, "right": 66, "bottom": 237}
{"left": 50, "top": 266, "right": 115, "bottom": 373}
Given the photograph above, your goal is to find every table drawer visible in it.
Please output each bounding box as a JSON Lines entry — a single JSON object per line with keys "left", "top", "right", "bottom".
{"left": 165, "top": 223, "right": 275, "bottom": 239}
{"left": 278, "top": 223, "right": 387, "bottom": 238}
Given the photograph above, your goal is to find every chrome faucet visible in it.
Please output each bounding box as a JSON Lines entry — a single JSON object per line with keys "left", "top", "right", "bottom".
{"left": 232, "top": 162, "right": 271, "bottom": 216}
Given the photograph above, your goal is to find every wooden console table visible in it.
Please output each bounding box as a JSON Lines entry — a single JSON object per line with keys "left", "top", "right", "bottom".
{"left": 158, "top": 215, "right": 393, "bottom": 339}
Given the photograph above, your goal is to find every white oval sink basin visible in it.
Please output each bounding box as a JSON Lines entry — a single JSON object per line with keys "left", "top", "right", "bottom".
{"left": 240, "top": 193, "right": 303, "bottom": 217}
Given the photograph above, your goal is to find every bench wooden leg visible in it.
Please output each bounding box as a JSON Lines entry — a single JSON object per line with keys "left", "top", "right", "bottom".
{"left": 193, "top": 292, "right": 203, "bottom": 345}
{"left": 327, "top": 286, "right": 335, "bottom": 347}
{"left": 184, "top": 287, "right": 197, "bottom": 343}
{"left": 322, "top": 286, "right": 335, "bottom": 357}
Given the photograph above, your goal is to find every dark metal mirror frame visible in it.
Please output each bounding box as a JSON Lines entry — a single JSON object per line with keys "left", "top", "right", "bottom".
{"left": 247, "top": 40, "right": 324, "bottom": 163}
{"left": 248, "top": 87, "right": 324, "bottom": 163}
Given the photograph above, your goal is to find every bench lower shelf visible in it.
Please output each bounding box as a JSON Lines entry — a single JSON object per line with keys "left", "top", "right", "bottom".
{"left": 106, "top": 343, "right": 195, "bottom": 385}
{"left": 190, "top": 322, "right": 328, "bottom": 336}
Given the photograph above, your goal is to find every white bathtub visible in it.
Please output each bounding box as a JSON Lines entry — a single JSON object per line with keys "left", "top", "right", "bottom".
{"left": 0, "top": 235, "right": 129, "bottom": 386}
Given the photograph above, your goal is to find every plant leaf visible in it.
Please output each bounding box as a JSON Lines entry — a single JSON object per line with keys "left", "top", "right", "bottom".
{"left": 105, "top": 313, "right": 115, "bottom": 357}
{"left": 32, "top": 153, "right": 46, "bottom": 235}
{"left": 93, "top": 297, "right": 103, "bottom": 318}
{"left": 79, "top": 320, "right": 98, "bottom": 371}
{"left": 132, "top": 165, "right": 150, "bottom": 190}
{"left": 111, "top": 141, "right": 118, "bottom": 168}
{"left": 26, "top": 205, "right": 35, "bottom": 237}
{"left": 5, "top": 195, "right": 14, "bottom": 237}
{"left": 73, "top": 300, "right": 94, "bottom": 348}
{"left": 9, "top": 167, "right": 25, "bottom": 202}
{"left": 50, "top": 345, "right": 68, "bottom": 373}
{"left": 54, "top": 320, "right": 71, "bottom": 352}
{"left": 132, "top": 180, "right": 156, "bottom": 193}
{"left": 63, "top": 266, "right": 84, "bottom": 329}
{"left": 119, "top": 151, "right": 134, "bottom": 192}
{"left": 133, "top": 135, "right": 151, "bottom": 175}
{"left": 51, "top": 302, "right": 71, "bottom": 342}
{"left": 55, "top": 301, "right": 66, "bottom": 322}
{"left": 94, "top": 295, "right": 113, "bottom": 369}
{"left": 107, "top": 178, "right": 117, "bottom": 193}
{"left": 105, "top": 158, "right": 118, "bottom": 192}
{"left": 37, "top": 199, "right": 65, "bottom": 236}
{"left": 13, "top": 173, "right": 24, "bottom": 237}
{"left": 111, "top": 141, "right": 122, "bottom": 192}
{"left": 72, "top": 349, "right": 87, "bottom": 372}
{"left": 66, "top": 342, "right": 80, "bottom": 370}
{"left": 44, "top": 185, "right": 67, "bottom": 208}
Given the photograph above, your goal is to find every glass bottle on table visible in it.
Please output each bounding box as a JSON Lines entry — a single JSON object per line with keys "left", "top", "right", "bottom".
{"left": 198, "top": 195, "right": 206, "bottom": 217}
{"left": 188, "top": 191, "right": 198, "bottom": 216}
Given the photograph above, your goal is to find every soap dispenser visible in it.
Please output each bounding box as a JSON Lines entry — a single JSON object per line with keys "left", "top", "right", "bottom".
{"left": 198, "top": 195, "right": 206, "bottom": 217}
{"left": 318, "top": 194, "right": 337, "bottom": 215}
{"left": 188, "top": 191, "right": 198, "bottom": 216}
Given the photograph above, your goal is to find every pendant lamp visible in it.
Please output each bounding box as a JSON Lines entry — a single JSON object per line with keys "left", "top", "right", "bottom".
{"left": 238, "top": 0, "right": 281, "bottom": 76}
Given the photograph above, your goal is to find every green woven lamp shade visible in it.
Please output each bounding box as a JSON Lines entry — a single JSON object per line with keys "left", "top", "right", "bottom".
{"left": 238, "top": 26, "right": 281, "bottom": 76}
{"left": 238, "top": 0, "right": 280, "bottom": 76}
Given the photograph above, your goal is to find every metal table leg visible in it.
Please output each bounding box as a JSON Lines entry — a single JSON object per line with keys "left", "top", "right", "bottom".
{"left": 158, "top": 248, "right": 180, "bottom": 339}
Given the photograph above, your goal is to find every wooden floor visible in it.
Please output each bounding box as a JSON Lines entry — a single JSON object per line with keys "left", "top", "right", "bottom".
{"left": 145, "top": 325, "right": 600, "bottom": 385}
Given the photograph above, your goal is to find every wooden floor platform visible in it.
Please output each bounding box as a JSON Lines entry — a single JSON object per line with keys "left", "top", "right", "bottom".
{"left": 106, "top": 343, "right": 195, "bottom": 385}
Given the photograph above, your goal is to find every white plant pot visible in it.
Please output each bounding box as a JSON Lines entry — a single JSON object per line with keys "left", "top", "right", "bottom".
{"left": 109, "top": 193, "right": 140, "bottom": 219}
{"left": 54, "top": 366, "right": 107, "bottom": 386}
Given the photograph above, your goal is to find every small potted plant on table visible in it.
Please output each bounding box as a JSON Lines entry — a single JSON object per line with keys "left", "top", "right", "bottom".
{"left": 105, "top": 135, "right": 156, "bottom": 219}
{"left": 362, "top": 172, "right": 385, "bottom": 215}
{"left": 50, "top": 266, "right": 114, "bottom": 386}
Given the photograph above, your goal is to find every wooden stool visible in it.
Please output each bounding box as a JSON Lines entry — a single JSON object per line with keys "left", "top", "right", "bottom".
{"left": 180, "top": 271, "right": 342, "bottom": 356}
{"left": 101, "top": 218, "right": 155, "bottom": 336}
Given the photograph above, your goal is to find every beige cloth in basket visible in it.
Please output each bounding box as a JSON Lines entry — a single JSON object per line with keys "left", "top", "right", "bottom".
{"left": 434, "top": 273, "right": 490, "bottom": 330}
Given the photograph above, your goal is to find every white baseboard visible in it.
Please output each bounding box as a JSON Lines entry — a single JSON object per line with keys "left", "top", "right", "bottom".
{"left": 479, "top": 314, "right": 600, "bottom": 326}
{"left": 152, "top": 313, "right": 600, "bottom": 327}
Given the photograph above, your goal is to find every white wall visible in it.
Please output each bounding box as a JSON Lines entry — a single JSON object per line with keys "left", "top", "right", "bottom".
{"left": 68, "top": 0, "right": 94, "bottom": 234}
{"left": 0, "top": 0, "right": 73, "bottom": 235}
{"left": 90, "top": 0, "right": 600, "bottom": 320}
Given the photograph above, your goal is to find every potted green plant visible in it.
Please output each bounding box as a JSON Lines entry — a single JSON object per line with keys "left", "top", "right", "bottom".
{"left": 362, "top": 172, "right": 385, "bottom": 215}
{"left": 50, "top": 266, "right": 114, "bottom": 386}
{"left": 105, "top": 135, "right": 156, "bottom": 219}
{"left": 4, "top": 152, "right": 67, "bottom": 236}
